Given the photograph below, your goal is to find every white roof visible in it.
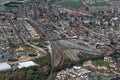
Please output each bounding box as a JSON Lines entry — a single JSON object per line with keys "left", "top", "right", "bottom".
{"left": 0, "top": 62, "right": 11, "bottom": 71}
{"left": 112, "top": 17, "right": 118, "bottom": 20}
{"left": 73, "top": 66, "right": 81, "bottom": 69}
{"left": 17, "top": 61, "right": 37, "bottom": 69}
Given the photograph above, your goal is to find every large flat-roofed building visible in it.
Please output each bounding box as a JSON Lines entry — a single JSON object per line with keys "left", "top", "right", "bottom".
{"left": 0, "top": 62, "right": 12, "bottom": 72}
{"left": 17, "top": 61, "right": 38, "bottom": 69}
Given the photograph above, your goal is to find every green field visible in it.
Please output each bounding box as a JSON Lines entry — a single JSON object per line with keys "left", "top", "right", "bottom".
{"left": 94, "top": 60, "right": 109, "bottom": 66}
{"left": 0, "top": 6, "right": 6, "bottom": 12}
{"left": 55, "top": 1, "right": 84, "bottom": 8}
{"left": 90, "top": 2, "right": 110, "bottom": 7}
{"left": 4, "top": 2, "right": 22, "bottom": 8}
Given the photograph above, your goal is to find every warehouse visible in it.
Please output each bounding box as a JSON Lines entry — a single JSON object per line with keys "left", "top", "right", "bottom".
{"left": 17, "top": 61, "right": 38, "bottom": 69}
{"left": 0, "top": 62, "right": 12, "bottom": 72}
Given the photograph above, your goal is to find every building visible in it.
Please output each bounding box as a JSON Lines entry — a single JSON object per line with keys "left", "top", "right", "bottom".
{"left": 17, "top": 61, "right": 38, "bottom": 69}
{"left": 0, "top": 62, "right": 12, "bottom": 72}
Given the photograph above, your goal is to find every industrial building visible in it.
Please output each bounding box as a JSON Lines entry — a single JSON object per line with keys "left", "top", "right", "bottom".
{"left": 17, "top": 61, "right": 38, "bottom": 69}
{"left": 0, "top": 62, "right": 12, "bottom": 72}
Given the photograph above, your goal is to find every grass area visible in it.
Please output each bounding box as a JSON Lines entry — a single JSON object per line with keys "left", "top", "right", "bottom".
{"left": 97, "top": 76, "right": 102, "bottom": 80}
{"left": 90, "top": 2, "right": 110, "bottom": 7}
{"left": 4, "top": 2, "right": 20, "bottom": 8}
{"left": 94, "top": 60, "right": 109, "bottom": 66}
{"left": 78, "top": 52, "right": 96, "bottom": 61}
{"left": 4, "top": 4, "right": 18, "bottom": 8}
{"left": 0, "top": 6, "right": 6, "bottom": 12}
{"left": 31, "top": 39, "right": 40, "bottom": 44}
{"left": 54, "top": 1, "right": 84, "bottom": 8}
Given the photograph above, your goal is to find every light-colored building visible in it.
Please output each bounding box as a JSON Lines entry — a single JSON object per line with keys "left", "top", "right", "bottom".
{"left": 0, "top": 62, "right": 12, "bottom": 72}
{"left": 17, "top": 61, "right": 38, "bottom": 69}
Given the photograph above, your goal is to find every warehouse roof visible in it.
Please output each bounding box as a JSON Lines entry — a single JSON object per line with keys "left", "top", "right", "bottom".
{"left": 0, "top": 62, "right": 12, "bottom": 71}
{"left": 17, "top": 61, "right": 38, "bottom": 69}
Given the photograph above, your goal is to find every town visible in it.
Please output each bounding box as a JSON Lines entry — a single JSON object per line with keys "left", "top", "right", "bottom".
{"left": 0, "top": 0, "right": 120, "bottom": 80}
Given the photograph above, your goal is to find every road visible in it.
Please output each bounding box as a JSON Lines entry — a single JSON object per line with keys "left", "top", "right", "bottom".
{"left": 25, "top": 42, "right": 47, "bottom": 53}
{"left": 81, "top": 0, "right": 96, "bottom": 12}
{"left": 47, "top": 41, "right": 56, "bottom": 80}
{"left": 111, "top": 69, "right": 120, "bottom": 76}
{"left": 26, "top": 19, "right": 49, "bottom": 34}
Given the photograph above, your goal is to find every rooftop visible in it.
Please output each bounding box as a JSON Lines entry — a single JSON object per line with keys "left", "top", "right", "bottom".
{"left": 17, "top": 61, "right": 38, "bottom": 69}
{"left": 0, "top": 62, "right": 11, "bottom": 71}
